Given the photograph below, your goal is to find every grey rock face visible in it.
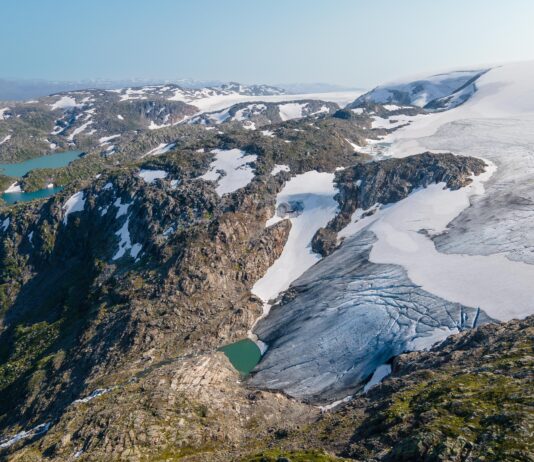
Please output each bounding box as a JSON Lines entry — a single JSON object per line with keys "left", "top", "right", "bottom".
{"left": 249, "top": 230, "right": 492, "bottom": 404}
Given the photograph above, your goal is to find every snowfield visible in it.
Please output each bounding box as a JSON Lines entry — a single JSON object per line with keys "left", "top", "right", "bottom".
{"left": 250, "top": 61, "right": 534, "bottom": 403}
{"left": 355, "top": 68, "right": 486, "bottom": 108}
{"left": 199, "top": 149, "right": 257, "bottom": 196}
{"left": 50, "top": 96, "right": 80, "bottom": 110}
{"left": 4, "top": 182, "right": 21, "bottom": 193}
{"left": 138, "top": 169, "right": 168, "bottom": 184}
{"left": 371, "top": 61, "right": 534, "bottom": 321}
{"left": 179, "top": 90, "right": 363, "bottom": 115}
{"left": 251, "top": 171, "right": 338, "bottom": 315}
{"left": 278, "top": 102, "right": 305, "bottom": 121}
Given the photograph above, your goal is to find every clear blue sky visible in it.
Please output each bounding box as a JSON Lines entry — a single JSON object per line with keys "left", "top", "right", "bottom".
{"left": 1, "top": 0, "right": 534, "bottom": 87}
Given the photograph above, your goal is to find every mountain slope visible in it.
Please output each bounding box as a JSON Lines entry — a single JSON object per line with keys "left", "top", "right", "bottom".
{"left": 349, "top": 68, "right": 488, "bottom": 111}
{"left": 0, "top": 62, "right": 533, "bottom": 461}
{"left": 246, "top": 315, "right": 533, "bottom": 462}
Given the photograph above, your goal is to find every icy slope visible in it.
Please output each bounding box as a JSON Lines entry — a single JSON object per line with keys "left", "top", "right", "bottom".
{"left": 382, "top": 61, "right": 534, "bottom": 271}
{"left": 350, "top": 68, "right": 487, "bottom": 110}
{"left": 250, "top": 62, "right": 534, "bottom": 402}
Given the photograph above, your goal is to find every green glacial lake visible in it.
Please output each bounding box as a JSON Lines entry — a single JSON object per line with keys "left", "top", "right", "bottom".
{"left": 220, "top": 339, "right": 262, "bottom": 375}
{"left": 1, "top": 150, "right": 82, "bottom": 204}
{"left": 0, "top": 150, "right": 83, "bottom": 177}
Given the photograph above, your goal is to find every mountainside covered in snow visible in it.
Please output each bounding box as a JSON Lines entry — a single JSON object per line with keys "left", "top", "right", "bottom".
{"left": 0, "top": 62, "right": 533, "bottom": 461}
{"left": 350, "top": 68, "right": 488, "bottom": 111}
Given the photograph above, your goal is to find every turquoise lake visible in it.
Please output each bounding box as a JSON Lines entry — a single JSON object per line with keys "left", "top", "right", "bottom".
{"left": 219, "top": 339, "right": 262, "bottom": 375}
{"left": 1, "top": 187, "right": 63, "bottom": 205}
{"left": 1, "top": 150, "right": 82, "bottom": 204}
{"left": 0, "top": 150, "right": 83, "bottom": 177}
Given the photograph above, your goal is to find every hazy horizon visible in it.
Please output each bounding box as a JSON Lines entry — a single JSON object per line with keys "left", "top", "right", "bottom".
{"left": 2, "top": 0, "right": 534, "bottom": 88}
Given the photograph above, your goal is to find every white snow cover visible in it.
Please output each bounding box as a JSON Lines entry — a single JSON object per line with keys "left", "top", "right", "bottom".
{"left": 138, "top": 169, "right": 168, "bottom": 184}
{"left": 340, "top": 162, "right": 534, "bottom": 321}
{"left": 200, "top": 149, "right": 257, "bottom": 196}
{"left": 148, "top": 120, "right": 170, "bottom": 130}
{"left": 50, "top": 96, "right": 79, "bottom": 110}
{"left": 0, "top": 107, "right": 10, "bottom": 119}
{"left": 73, "top": 388, "right": 111, "bottom": 404}
{"left": 359, "top": 69, "right": 485, "bottom": 107}
{"left": 278, "top": 102, "right": 304, "bottom": 121}
{"left": 0, "top": 423, "right": 50, "bottom": 449}
{"left": 359, "top": 61, "right": 534, "bottom": 322}
{"left": 251, "top": 171, "right": 338, "bottom": 315}
{"left": 270, "top": 164, "right": 290, "bottom": 175}
{"left": 117, "top": 114, "right": 124, "bottom": 120}
{"left": 143, "top": 142, "right": 176, "bottom": 157}
{"left": 172, "top": 90, "right": 362, "bottom": 116}
{"left": 62, "top": 191, "right": 85, "bottom": 224}
{"left": 1, "top": 217, "right": 9, "bottom": 231}
{"left": 67, "top": 120, "right": 93, "bottom": 140}
{"left": 261, "top": 130, "right": 275, "bottom": 137}
{"left": 345, "top": 138, "right": 360, "bottom": 150}
{"left": 99, "top": 134, "right": 121, "bottom": 144}
{"left": 4, "top": 182, "right": 21, "bottom": 193}
{"left": 0, "top": 134, "right": 11, "bottom": 145}
{"left": 113, "top": 198, "right": 131, "bottom": 218}
{"left": 113, "top": 217, "right": 142, "bottom": 260}
{"left": 363, "top": 364, "right": 392, "bottom": 393}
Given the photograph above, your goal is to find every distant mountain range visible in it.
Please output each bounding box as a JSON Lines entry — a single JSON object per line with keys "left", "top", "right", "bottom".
{"left": 0, "top": 78, "right": 363, "bottom": 101}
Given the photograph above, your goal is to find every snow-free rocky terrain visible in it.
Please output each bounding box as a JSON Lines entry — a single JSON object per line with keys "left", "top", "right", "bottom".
{"left": 0, "top": 63, "right": 533, "bottom": 460}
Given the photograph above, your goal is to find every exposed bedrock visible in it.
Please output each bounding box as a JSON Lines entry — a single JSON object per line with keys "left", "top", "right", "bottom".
{"left": 249, "top": 230, "right": 493, "bottom": 404}
{"left": 312, "top": 152, "right": 486, "bottom": 256}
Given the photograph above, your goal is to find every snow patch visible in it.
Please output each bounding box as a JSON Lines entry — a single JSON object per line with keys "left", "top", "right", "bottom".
{"left": 99, "top": 134, "right": 121, "bottom": 145}
{"left": 4, "top": 182, "right": 21, "bottom": 193}
{"left": 251, "top": 171, "right": 338, "bottom": 317}
{"left": 363, "top": 364, "right": 392, "bottom": 393}
{"left": 62, "top": 191, "right": 85, "bottom": 224}
{"left": 199, "top": 149, "right": 257, "bottom": 196}
{"left": 73, "top": 388, "right": 111, "bottom": 404}
{"left": 270, "top": 164, "right": 290, "bottom": 176}
{"left": 0, "top": 422, "right": 50, "bottom": 449}
{"left": 143, "top": 142, "right": 176, "bottom": 157}
{"left": 50, "top": 96, "right": 80, "bottom": 110}
{"left": 138, "top": 169, "right": 168, "bottom": 184}
{"left": 278, "top": 102, "right": 304, "bottom": 121}
{"left": 113, "top": 216, "right": 142, "bottom": 260}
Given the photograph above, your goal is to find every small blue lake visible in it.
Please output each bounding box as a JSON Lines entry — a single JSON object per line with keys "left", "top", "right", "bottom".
{"left": 0, "top": 150, "right": 83, "bottom": 177}
{"left": 2, "top": 187, "right": 63, "bottom": 205}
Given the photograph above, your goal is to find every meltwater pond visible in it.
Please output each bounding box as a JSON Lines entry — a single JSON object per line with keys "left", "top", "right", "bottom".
{"left": 219, "top": 339, "right": 261, "bottom": 375}
{"left": 0, "top": 150, "right": 83, "bottom": 177}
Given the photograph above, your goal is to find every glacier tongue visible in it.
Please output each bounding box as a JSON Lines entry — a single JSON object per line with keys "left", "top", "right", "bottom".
{"left": 249, "top": 230, "right": 491, "bottom": 404}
